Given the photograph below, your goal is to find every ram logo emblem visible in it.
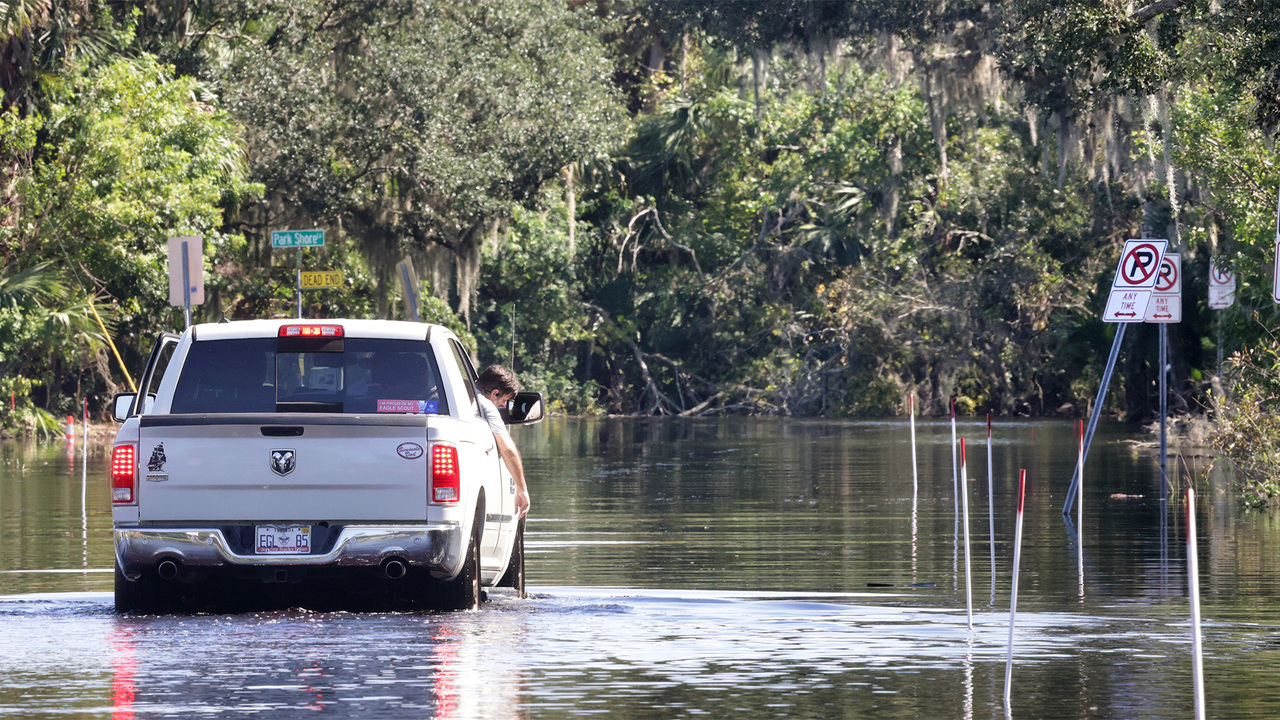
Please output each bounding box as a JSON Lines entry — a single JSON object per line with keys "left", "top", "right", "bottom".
{"left": 270, "top": 449, "right": 296, "bottom": 476}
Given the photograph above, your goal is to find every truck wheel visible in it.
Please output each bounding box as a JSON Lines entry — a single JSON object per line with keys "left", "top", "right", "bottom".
{"left": 114, "top": 562, "right": 170, "bottom": 614}
{"left": 438, "top": 522, "right": 481, "bottom": 611}
{"left": 497, "top": 518, "right": 525, "bottom": 598}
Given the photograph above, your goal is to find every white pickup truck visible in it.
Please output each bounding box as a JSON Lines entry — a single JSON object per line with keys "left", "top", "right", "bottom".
{"left": 108, "top": 318, "right": 542, "bottom": 613}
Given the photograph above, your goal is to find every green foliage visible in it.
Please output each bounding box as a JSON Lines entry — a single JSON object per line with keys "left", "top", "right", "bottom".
{"left": 1, "top": 54, "right": 257, "bottom": 417}
{"left": 1213, "top": 338, "right": 1280, "bottom": 506}
{"left": 476, "top": 201, "right": 600, "bottom": 415}
{"left": 1001, "top": 0, "right": 1167, "bottom": 112}
{"left": 6, "top": 0, "right": 1280, "bottom": 445}
{"left": 210, "top": 0, "right": 625, "bottom": 316}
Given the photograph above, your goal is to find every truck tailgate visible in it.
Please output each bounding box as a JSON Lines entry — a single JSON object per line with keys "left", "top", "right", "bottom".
{"left": 137, "top": 415, "right": 430, "bottom": 523}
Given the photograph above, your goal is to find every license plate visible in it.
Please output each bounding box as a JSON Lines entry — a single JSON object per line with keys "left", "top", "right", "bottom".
{"left": 255, "top": 525, "right": 311, "bottom": 555}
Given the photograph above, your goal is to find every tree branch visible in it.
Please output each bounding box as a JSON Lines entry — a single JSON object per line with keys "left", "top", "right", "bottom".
{"left": 1130, "top": 0, "right": 1187, "bottom": 24}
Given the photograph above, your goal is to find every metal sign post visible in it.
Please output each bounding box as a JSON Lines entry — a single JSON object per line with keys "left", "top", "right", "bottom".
{"left": 271, "top": 229, "right": 325, "bottom": 320}
{"left": 1064, "top": 238, "right": 1167, "bottom": 515}
{"left": 1272, "top": 182, "right": 1280, "bottom": 304}
{"left": 396, "top": 258, "right": 421, "bottom": 322}
{"left": 1146, "top": 253, "right": 1180, "bottom": 494}
{"left": 168, "top": 236, "right": 204, "bottom": 330}
{"left": 182, "top": 242, "right": 192, "bottom": 328}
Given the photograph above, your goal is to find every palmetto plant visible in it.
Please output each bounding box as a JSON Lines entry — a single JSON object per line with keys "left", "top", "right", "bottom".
{"left": 1, "top": 0, "right": 114, "bottom": 114}
{"left": 0, "top": 261, "right": 114, "bottom": 420}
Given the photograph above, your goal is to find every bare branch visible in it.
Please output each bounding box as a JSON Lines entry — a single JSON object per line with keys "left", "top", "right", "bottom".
{"left": 1130, "top": 0, "right": 1187, "bottom": 24}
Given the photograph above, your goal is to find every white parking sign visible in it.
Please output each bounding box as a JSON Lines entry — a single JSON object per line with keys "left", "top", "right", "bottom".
{"left": 1103, "top": 239, "right": 1168, "bottom": 322}
{"left": 1209, "top": 259, "right": 1236, "bottom": 310}
{"left": 1145, "top": 253, "right": 1181, "bottom": 323}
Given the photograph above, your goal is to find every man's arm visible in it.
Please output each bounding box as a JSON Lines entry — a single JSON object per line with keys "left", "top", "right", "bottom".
{"left": 494, "top": 431, "right": 530, "bottom": 518}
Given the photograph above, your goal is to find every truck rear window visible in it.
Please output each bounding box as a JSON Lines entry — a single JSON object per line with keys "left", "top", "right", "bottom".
{"left": 170, "top": 338, "right": 448, "bottom": 415}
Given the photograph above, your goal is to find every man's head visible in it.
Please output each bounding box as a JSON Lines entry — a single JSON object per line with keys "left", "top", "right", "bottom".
{"left": 476, "top": 365, "right": 520, "bottom": 406}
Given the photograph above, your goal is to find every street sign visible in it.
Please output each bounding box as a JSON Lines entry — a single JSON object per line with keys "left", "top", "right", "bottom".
{"left": 167, "top": 236, "right": 204, "bottom": 306}
{"left": 299, "top": 270, "right": 343, "bottom": 289}
{"left": 271, "top": 229, "right": 326, "bottom": 248}
{"left": 1103, "top": 238, "right": 1168, "bottom": 322}
{"left": 1209, "top": 258, "right": 1236, "bottom": 310}
{"left": 1145, "top": 253, "right": 1181, "bottom": 323}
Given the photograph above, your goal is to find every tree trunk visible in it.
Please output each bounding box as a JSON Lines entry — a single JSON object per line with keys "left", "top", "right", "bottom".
{"left": 565, "top": 164, "right": 576, "bottom": 256}
{"left": 921, "top": 62, "right": 948, "bottom": 183}
{"left": 752, "top": 48, "right": 768, "bottom": 120}
{"left": 884, "top": 137, "right": 903, "bottom": 238}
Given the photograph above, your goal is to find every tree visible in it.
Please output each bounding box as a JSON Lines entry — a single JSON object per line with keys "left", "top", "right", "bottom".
{"left": 2, "top": 54, "right": 258, "bottom": 404}
{"left": 201, "top": 0, "right": 625, "bottom": 323}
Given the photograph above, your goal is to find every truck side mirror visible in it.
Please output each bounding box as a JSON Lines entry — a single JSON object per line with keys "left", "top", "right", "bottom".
{"left": 501, "top": 392, "right": 545, "bottom": 425}
{"left": 111, "top": 393, "right": 135, "bottom": 422}
{"left": 112, "top": 392, "right": 156, "bottom": 422}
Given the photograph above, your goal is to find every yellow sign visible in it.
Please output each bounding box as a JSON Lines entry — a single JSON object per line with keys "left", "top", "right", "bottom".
{"left": 300, "top": 271, "right": 343, "bottom": 289}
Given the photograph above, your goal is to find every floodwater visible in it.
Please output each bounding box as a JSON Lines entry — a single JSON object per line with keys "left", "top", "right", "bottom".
{"left": 3, "top": 417, "right": 1280, "bottom": 719}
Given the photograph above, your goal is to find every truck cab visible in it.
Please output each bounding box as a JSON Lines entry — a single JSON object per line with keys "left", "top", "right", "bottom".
{"left": 109, "top": 319, "right": 542, "bottom": 613}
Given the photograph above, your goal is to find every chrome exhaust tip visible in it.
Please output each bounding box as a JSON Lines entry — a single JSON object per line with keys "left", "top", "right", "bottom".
{"left": 382, "top": 558, "right": 407, "bottom": 580}
{"left": 157, "top": 559, "right": 180, "bottom": 581}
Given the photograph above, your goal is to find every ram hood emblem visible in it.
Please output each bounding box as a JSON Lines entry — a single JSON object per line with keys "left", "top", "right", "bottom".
{"left": 270, "top": 449, "right": 296, "bottom": 476}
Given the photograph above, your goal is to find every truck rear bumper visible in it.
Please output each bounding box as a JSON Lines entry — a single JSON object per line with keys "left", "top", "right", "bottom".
{"left": 115, "top": 524, "right": 463, "bottom": 579}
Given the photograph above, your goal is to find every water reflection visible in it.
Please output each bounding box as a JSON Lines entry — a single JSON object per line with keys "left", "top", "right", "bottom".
{"left": 99, "top": 601, "right": 531, "bottom": 719}
{"left": 110, "top": 623, "right": 137, "bottom": 720}
{"left": 5, "top": 418, "right": 1280, "bottom": 719}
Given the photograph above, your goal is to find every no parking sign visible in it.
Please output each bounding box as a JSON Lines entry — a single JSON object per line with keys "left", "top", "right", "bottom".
{"left": 1209, "top": 259, "right": 1236, "bottom": 310}
{"left": 1103, "top": 239, "right": 1168, "bottom": 322}
{"left": 1145, "top": 253, "right": 1181, "bottom": 323}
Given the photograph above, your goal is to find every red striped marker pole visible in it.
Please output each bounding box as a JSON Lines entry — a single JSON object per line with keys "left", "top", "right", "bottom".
{"left": 1004, "top": 469, "right": 1028, "bottom": 708}
{"left": 910, "top": 394, "right": 918, "bottom": 497}
{"left": 987, "top": 414, "right": 996, "bottom": 602}
{"left": 1187, "top": 488, "right": 1205, "bottom": 720}
{"left": 1077, "top": 419, "right": 1085, "bottom": 598}
{"left": 910, "top": 394, "right": 919, "bottom": 575}
{"left": 961, "top": 439, "right": 973, "bottom": 631}
{"left": 950, "top": 398, "right": 959, "bottom": 518}
{"left": 951, "top": 399, "right": 959, "bottom": 578}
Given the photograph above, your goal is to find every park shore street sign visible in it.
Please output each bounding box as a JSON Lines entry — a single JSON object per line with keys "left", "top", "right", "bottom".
{"left": 271, "top": 229, "right": 326, "bottom": 248}
{"left": 1103, "top": 238, "right": 1168, "bottom": 322}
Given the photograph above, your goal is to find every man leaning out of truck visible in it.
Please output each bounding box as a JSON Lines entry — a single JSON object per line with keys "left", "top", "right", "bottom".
{"left": 475, "top": 365, "right": 530, "bottom": 518}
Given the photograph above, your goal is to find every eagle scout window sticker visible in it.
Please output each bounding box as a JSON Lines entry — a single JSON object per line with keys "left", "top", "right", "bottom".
{"left": 376, "top": 399, "right": 438, "bottom": 413}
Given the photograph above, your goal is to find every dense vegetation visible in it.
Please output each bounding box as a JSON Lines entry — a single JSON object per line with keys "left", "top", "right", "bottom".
{"left": 2, "top": 2, "right": 1279, "bottom": 470}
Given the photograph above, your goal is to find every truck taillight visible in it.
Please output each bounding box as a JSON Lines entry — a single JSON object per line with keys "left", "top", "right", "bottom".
{"left": 432, "top": 445, "right": 460, "bottom": 503}
{"left": 111, "top": 444, "right": 136, "bottom": 504}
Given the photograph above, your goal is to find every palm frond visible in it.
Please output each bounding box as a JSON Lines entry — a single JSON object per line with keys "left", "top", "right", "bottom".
{"left": 0, "top": 260, "right": 67, "bottom": 306}
{"left": 0, "top": 0, "right": 50, "bottom": 38}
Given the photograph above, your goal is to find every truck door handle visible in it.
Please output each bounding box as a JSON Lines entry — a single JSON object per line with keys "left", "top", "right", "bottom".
{"left": 261, "top": 426, "right": 304, "bottom": 437}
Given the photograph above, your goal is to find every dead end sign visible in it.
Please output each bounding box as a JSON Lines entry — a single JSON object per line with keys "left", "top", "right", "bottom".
{"left": 1103, "top": 238, "right": 1168, "bottom": 323}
